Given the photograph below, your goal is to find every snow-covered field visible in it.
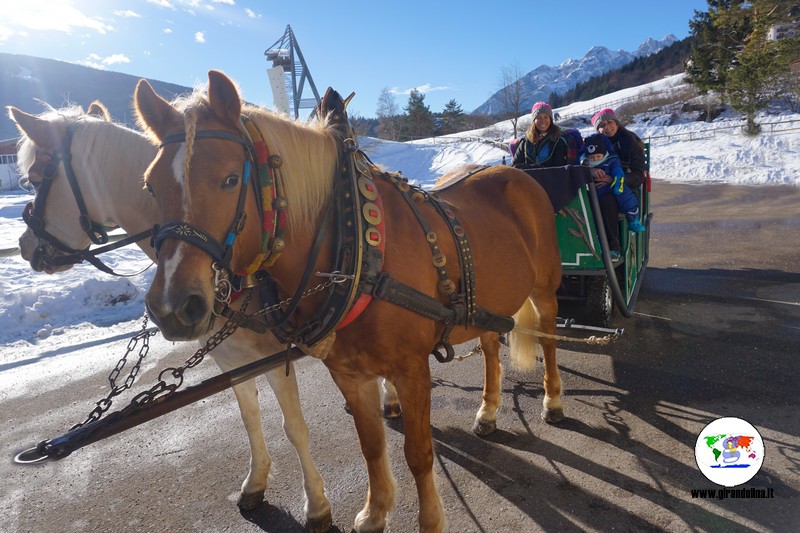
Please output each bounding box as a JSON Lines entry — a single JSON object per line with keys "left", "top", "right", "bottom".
{"left": 1, "top": 74, "right": 798, "bottom": 367}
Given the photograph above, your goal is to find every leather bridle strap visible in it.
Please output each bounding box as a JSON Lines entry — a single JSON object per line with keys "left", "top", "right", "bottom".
{"left": 153, "top": 129, "right": 259, "bottom": 272}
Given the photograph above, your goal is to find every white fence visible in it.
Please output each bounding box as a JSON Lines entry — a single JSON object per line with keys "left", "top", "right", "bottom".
{"left": 645, "top": 117, "right": 800, "bottom": 144}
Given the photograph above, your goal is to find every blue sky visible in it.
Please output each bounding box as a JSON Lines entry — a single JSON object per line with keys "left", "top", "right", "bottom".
{"left": 1, "top": 0, "right": 709, "bottom": 118}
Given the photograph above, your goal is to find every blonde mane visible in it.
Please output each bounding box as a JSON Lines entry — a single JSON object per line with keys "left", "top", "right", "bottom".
{"left": 171, "top": 86, "right": 341, "bottom": 231}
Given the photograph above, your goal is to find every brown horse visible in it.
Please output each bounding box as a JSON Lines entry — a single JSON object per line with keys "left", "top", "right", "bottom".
{"left": 134, "top": 70, "right": 563, "bottom": 533}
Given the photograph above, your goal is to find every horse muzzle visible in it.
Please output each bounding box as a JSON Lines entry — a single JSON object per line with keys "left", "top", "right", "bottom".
{"left": 145, "top": 284, "right": 216, "bottom": 341}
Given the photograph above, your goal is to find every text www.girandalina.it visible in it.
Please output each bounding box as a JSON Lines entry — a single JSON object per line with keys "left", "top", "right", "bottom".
{"left": 691, "top": 487, "right": 775, "bottom": 500}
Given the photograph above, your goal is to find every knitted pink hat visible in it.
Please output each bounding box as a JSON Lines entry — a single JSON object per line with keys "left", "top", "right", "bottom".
{"left": 531, "top": 102, "right": 553, "bottom": 119}
{"left": 591, "top": 108, "right": 618, "bottom": 129}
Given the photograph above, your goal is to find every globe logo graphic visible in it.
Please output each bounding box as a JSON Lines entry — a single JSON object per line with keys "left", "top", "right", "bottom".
{"left": 695, "top": 417, "right": 765, "bottom": 487}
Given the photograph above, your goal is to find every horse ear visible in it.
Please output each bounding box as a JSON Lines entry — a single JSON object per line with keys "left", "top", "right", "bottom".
{"left": 87, "top": 100, "right": 112, "bottom": 121}
{"left": 207, "top": 70, "right": 242, "bottom": 126}
{"left": 134, "top": 78, "right": 182, "bottom": 143}
{"left": 7, "top": 106, "right": 65, "bottom": 149}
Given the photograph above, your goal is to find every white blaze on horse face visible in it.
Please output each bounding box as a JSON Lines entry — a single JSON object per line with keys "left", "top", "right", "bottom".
{"left": 161, "top": 244, "right": 187, "bottom": 310}
{"left": 158, "top": 143, "right": 193, "bottom": 307}
{"left": 170, "top": 143, "right": 190, "bottom": 216}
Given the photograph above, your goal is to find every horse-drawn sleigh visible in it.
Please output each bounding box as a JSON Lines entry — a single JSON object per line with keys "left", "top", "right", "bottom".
{"left": 10, "top": 69, "right": 569, "bottom": 532}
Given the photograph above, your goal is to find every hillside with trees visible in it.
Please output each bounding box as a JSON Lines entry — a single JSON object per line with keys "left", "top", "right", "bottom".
{"left": 684, "top": 0, "right": 799, "bottom": 133}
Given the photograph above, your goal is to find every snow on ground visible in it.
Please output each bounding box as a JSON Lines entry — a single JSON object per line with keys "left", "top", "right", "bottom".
{"left": 1, "top": 76, "right": 798, "bottom": 367}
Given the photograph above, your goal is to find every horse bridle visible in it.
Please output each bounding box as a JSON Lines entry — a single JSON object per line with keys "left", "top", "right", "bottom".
{"left": 151, "top": 124, "right": 349, "bottom": 343}
{"left": 152, "top": 129, "right": 264, "bottom": 277}
{"left": 22, "top": 122, "right": 156, "bottom": 275}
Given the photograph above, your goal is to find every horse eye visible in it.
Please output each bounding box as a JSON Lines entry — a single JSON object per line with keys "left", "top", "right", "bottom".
{"left": 145, "top": 182, "right": 155, "bottom": 197}
{"left": 221, "top": 174, "right": 239, "bottom": 190}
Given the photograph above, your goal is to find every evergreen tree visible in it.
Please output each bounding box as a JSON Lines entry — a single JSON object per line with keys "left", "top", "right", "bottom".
{"left": 439, "top": 99, "right": 464, "bottom": 135}
{"left": 687, "top": 0, "right": 800, "bottom": 133}
{"left": 402, "top": 89, "right": 434, "bottom": 140}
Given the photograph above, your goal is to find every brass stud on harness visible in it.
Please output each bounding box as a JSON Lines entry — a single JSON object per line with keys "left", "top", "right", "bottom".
{"left": 358, "top": 176, "right": 379, "bottom": 201}
{"left": 365, "top": 226, "right": 382, "bottom": 246}
{"left": 273, "top": 197, "right": 288, "bottom": 209}
{"left": 271, "top": 237, "right": 285, "bottom": 253}
{"left": 411, "top": 191, "right": 425, "bottom": 204}
{"left": 268, "top": 155, "right": 283, "bottom": 168}
{"left": 426, "top": 231, "right": 438, "bottom": 243}
{"left": 432, "top": 252, "right": 446, "bottom": 267}
{"left": 439, "top": 279, "right": 456, "bottom": 295}
{"left": 362, "top": 202, "right": 382, "bottom": 225}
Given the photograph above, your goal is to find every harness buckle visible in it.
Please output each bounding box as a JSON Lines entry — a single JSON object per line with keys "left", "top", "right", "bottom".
{"left": 315, "top": 271, "right": 355, "bottom": 284}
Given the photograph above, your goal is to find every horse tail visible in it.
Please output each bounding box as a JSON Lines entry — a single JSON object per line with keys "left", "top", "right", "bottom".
{"left": 508, "top": 297, "right": 542, "bottom": 372}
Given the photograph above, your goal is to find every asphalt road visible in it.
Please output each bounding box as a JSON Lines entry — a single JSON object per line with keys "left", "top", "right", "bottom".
{"left": 2, "top": 182, "right": 799, "bottom": 532}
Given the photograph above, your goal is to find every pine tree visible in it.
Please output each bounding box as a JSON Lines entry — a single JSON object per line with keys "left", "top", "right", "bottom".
{"left": 439, "top": 99, "right": 464, "bottom": 135}
{"left": 402, "top": 90, "right": 434, "bottom": 140}
{"left": 686, "top": 0, "right": 799, "bottom": 133}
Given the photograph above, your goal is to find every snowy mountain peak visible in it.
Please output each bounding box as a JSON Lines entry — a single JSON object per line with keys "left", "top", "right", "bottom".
{"left": 474, "top": 35, "right": 678, "bottom": 116}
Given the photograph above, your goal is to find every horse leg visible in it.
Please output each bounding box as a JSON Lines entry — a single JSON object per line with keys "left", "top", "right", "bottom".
{"left": 473, "top": 332, "right": 502, "bottom": 436}
{"left": 330, "top": 372, "right": 395, "bottom": 533}
{"left": 226, "top": 377, "right": 272, "bottom": 509}
{"left": 529, "top": 288, "right": 564, "bottom": 423}
{"left": 510, "top": 294, "right": 564, "bottom": 423}
{"left": 263, "top": 366, "right": 332, "bottom": 532}
{"left": 381, "top": 378, "right": 402, "bottom": 419}
{"left": 392, "top": 363, "right": 445, "bottom": 533}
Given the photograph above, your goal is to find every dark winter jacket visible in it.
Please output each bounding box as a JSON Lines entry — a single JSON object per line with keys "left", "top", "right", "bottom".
{"left": 510, "top": 128, "right": 578, "bottom": 169}
{"left": 607, "top": 127, "right": 646, "bottom": 189}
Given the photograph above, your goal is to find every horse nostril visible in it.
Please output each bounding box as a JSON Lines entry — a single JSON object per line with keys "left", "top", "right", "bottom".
{"left": 177, "top": 293, "right": 209, "bottom": 326}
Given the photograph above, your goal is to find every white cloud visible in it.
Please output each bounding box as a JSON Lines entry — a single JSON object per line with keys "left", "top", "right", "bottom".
{"left": 146, "top": 0, "right": 175, "bottom": 9}
{"left": 389, "top": 84, "right": 450, "bottom": 97}
{"left": 194, "top": 31, "right": 206, "bottom": 43}
{"left": 245, "top": 8, "right": 260, "bottom": 19}
{"left": 163, "top": 28, "right": 173, "bottom": 34}
{"left": 212, "top": 0, "right": 236, "bottom": 5}
{"left": 102, "top": 54, "right": 131, "bottom": 66}
{"left": 113, "top": 10, "right": 142, "bottom": 18}
{"left": 76, "top": 53, "right": 131, "bottom": 70}
{"left": 7, "top": 1, "right": 113, "bottom": 35}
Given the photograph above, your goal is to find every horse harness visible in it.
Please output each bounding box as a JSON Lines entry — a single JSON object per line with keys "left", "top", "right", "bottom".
{"left": 22, "top": 121, "right": 156, "bottom": 276}
{"left": 151, "top": 88, "right": 514, "bottom": 362}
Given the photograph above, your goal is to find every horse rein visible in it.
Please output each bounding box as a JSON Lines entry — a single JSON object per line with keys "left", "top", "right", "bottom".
{"left": 22, "top": 122, "right": 156, "bottom": 276}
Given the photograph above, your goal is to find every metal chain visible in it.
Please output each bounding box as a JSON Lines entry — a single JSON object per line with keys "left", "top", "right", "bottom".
{"left": 71, "top": 315, "right": 157, "bottom": 430}
{"left": 252, "top": 276, "right": 338, "bottom": 318}
{"left": 123, "top": 291, "right": 254, "bottom": 410}
{"left": 69, "top": 276, "right": 341, "bottom": 431}
{"left": 70, "top": 292, "right": 252, "bottom": 430}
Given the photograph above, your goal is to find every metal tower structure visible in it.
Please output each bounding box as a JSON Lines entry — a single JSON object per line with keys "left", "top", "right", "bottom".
{"left": 265, "top": 25, "right": 321, "bottom": 118}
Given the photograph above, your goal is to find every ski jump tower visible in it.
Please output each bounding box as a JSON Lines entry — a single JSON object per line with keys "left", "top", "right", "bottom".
{"left": 265, "top": 25, "right": 321, "bottom": 118}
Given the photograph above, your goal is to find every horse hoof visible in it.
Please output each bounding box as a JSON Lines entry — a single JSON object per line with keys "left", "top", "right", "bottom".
{"left": 541, "top": 407, "right": 565, "bottom": 424}
{"left": 383, "top": 403, "right": 402, "bottom": 419}
{"left": 472, "top": 418, "right": 497, "bottom": 436}
{"left": 306, "top": 509, "right": 333, "bottom": 533}
{"left": 237, "top": 491, "right": 265, "bottom": 511}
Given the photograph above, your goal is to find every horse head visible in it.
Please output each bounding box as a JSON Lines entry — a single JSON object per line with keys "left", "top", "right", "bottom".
{"left": 10, "top": 104, "right": 96, "bottom": 273}
{"left": 10, "top": 102, "right": 158, "bottom": 274}
{"left": 134, "top": 71, "right": 267, "bottom": 340}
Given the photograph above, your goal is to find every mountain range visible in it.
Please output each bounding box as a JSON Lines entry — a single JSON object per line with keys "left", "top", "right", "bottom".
{"left": 0, "top": 53, "right": 192, "bottom": 140}
{"left": 2, "top": 36, "right": 676, "bottom": 140}
{"left": 474, "top": 34, "right": 678, "bottom": 115}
